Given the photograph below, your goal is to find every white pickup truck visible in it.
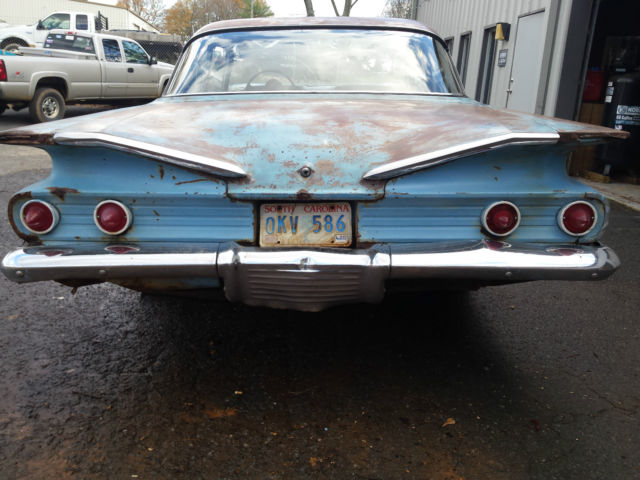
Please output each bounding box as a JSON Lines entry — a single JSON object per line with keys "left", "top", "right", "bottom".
{"left": 0, "top": 30, "right": 173, "bottom": 122}
{"left": 0, "top": 12, "right": 109, "bottom": 53}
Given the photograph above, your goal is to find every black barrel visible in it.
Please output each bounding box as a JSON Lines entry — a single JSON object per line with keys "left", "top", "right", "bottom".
{"left": 600, "top": 72, "right": 640, "bottom": 174}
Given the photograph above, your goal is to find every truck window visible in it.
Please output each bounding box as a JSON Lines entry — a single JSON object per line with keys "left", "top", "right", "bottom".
{"left": 41, "top": 13, "right": 70, "bottom": 30}
{"left": 44, "top": 33, "right": 95, "bottom": 53}
{"left": 103, "top": 39, "right": 122, "bottom": 62}
{"left": 76, "top": 15, "right": 89, "bottom": 30}
{"left": 123, "top": 40, "right": 148, "bottom": 64}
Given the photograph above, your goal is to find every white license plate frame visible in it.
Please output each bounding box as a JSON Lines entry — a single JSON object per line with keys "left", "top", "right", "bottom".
{"left": 259, "top": 203, "right": 352, "bottom": 247}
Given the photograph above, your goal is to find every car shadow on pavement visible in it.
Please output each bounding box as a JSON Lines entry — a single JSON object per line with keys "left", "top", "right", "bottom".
{"left": 48, "top": 287, "right": 533, "bottom": 479}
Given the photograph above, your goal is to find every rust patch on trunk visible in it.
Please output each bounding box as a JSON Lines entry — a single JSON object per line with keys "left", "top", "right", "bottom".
{"left": 7, "top": 192, "right": 41, "bottom": 243}
{"left": 0, "top": 132, "right": 56, "bottom": 145}
{"left": 296, "top": 189, "right": 312, "bottom": 201}
{"left": 157, "top": 165, "right": 165, "bottom": 179}
{"left": 47, "top": 187, "right": 79, "bottom": 202}
{"left": 558, "top": 130, "right": 629, "bottom": 142}
{"left": 175, "top": 178, "right": 212, "bottom": 186}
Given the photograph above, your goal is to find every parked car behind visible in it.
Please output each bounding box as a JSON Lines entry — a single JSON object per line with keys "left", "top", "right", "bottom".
{"left": 0, "top": 17, "right": 628, "bottom": 311}
{"left": 0, "top": 30, "right": 173, "bottom": 122}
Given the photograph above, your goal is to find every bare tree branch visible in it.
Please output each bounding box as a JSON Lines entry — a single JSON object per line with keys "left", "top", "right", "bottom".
{"left": 303, "top": 0, "right": 315, "bottom": 16}
{"left": 330, "top": 0, "right": 340, "bottom": 16}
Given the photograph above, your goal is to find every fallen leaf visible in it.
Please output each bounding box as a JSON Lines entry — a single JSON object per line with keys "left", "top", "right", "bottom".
{"left": 442, "top": 417, "right": 456, "bottom": 427}
{"left": 530, "top": 419, "right": 541, "bottom": 431}
{"left": 180, "top": 412, "right": 203, "bottom": 424}
{"left": 309, "top": 457, "right": 322, "bottom": 467}
{"left": 8, "top": 315, "right": 18, "bottom": 321}
{"left": 205, "top": 408, "right": 238, "bottom": 419}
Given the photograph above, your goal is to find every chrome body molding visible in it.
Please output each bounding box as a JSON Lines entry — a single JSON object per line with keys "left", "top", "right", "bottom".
{"left": 53, "top": 132, "right": 247, "bottom": 178}
{"left": 2, "top": 240, "right": 619, "bottom": 312}
{"left": 363, "top": 132, "right": 560, "bottom": 180}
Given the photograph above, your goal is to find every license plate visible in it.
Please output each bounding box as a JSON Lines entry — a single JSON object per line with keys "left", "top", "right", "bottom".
{"left": 260, "top": 203, "right": 352, "bottom": 247}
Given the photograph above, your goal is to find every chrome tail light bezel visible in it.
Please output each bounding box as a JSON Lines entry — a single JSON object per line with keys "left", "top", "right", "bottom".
{"left": 557, "top": 200, "right": 598, "bottom": 236}
{"left": 20, "top": 200, "right": 60, "bottom": 234}
{"left": 481, "top": 201, "right": 521, "bottom": 237}
{"left": 93, "top": 200, "right": 133, "bottom": 236}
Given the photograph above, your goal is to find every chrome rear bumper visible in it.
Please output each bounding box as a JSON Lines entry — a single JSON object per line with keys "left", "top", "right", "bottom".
{"left": 2, "top": 241, "right": 620, "bottom": 311}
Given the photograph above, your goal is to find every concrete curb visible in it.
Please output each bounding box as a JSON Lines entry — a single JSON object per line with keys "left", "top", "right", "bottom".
{"left": 581, "top": 179, "right": 640, "bottom": 213}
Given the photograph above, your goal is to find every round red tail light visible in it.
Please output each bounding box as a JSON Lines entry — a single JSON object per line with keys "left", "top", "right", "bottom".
{"left": 558, "top": 201, "right": 597, "bottom": 236}
{"left": 94, "top": 200, "right": 132, "bottom": 235}
{"left": 482, "top": 201, "right": 520, "bottom": 237}
{"left": 20, "top": 200, "right": 59, "bottom": 234}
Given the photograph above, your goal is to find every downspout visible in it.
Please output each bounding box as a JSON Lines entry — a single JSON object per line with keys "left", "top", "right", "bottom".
{"left": 411, "top": 0, "right": 419, "bottom": 20}
{"left": 536, "top": 0, "right": 562, "bottom": 114}
{"left": 573, "top": 0, "right": 601, "bottom": 120}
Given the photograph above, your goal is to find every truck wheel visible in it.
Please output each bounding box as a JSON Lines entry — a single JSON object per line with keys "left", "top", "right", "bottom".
{"left": 29, "top": 88, "right": 66, "bottom": 123}
{"left": 1, "top": 38, "right": 27, "bottom": 53}
{"left": 0, "top": 104, "right": 6, "bottom": 116}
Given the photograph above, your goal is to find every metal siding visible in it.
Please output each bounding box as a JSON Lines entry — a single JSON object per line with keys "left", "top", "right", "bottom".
{"left": 417, "top": 0, "right": 558, "bottom": 109}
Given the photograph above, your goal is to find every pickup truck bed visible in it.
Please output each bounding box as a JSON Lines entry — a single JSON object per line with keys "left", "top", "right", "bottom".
{"left": 0, "top": 30, "right": 173, "bottom": 122}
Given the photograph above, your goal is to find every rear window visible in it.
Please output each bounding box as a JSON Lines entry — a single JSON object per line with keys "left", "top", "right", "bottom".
{"left": 44, "top": 33, "right": 95, "bottom": 54}
{"left": 76, "top": 14, "right": 89, "bottom": 31}
{"left": 168, "top": 29, "right": 461, "bottom": 95}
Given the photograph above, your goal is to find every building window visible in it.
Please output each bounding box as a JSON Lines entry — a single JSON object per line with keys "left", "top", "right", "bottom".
{"left": 444, "top": 37, "right": 454, "bottom": 54}
{"left": 476, "top": 26, "right": 497, "bottom": 103}
{"left": 457, "top": 33, "right": 471, "bottom": 86}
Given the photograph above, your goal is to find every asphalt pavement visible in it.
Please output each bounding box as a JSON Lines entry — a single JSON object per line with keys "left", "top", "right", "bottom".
{"left": 0, "top": 110, "right": 639, "bottom": 479}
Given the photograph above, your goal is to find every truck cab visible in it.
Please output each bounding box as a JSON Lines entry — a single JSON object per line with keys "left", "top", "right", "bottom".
{"left": 0, "top": 12, "right": 107, "bottom": 53}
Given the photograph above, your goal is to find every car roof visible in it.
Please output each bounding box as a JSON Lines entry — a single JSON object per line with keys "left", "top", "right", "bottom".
{"left": 193, "top": 16, "right": 438, "bottom": 38}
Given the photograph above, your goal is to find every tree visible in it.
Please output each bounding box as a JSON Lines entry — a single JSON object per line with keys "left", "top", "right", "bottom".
{"left": 383, "top": 0, "right": 412, "bottom": 18}
{"left": 330, "top": 0, "right": 358, "bottom": 16}
{"left": 303, "top": 0, "right": 359, "bottom": 16}
{"left": 165, "top": 0, "right": 272, "bottom": 39}
{"left": 239, "top": 0, "right": 274, "bottom": 18}
{"left": 164, "top": 0, "right": 196, "bottom": 38}
{"left": 116, "top": 0, "right": 165, "bottom": 29}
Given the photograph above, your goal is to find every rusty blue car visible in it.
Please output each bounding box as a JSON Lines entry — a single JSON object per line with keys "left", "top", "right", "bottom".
{"left": 0, "top": 17, "right": 628, "bottom": 311}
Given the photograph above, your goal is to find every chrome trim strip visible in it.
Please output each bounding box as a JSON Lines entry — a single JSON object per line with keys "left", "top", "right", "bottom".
{"left": 164, "top": 91, "right": 461, "bottom": 98}
{"left": 363, "top": 132, "right": 560, "bottom": 180}
{"left": 53, "top": 132, "right": 247, "bottom": 178}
